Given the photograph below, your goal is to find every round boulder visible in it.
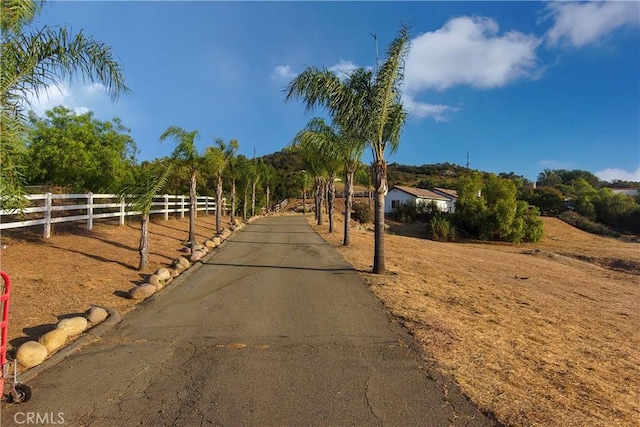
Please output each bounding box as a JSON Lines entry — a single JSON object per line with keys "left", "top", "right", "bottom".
{"left": 155, "top": 268, "right": 172, "bottom": 281}
{"left": 172, "top": 256, "right": 190, "bottom": 271}
{"left": 39, "top": 328, "right": 68, "bottom": 352}
{"left": 190, "top": 250, "right": 206, "bottom": 262}
{"left": 129, "top": 283, "right": 156, "bottom": 300}
{"left": 147, "top": 274, "right": 162, "bottom": 287}
{"left": 85, "top": 306, "right": 108, "bottom": 324}
{"left": 57, "top": 317, "right": 88, "bottom": 336}
{"left": 16, "top": 341, "right": 48, "bottom": 368}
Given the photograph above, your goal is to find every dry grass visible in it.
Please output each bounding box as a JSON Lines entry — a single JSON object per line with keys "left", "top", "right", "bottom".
{"left": 309, "top": 211, "right": 640, "bottom": 426}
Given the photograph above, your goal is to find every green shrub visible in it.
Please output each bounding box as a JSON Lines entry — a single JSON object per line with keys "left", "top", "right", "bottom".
{"left": 352, "top": 203, "right": 373, "bottom": 224}
{"left": 426, "top": 215, "right": 457, "bottom": 242}
{"left": 559, "top": 211, "right": 620, "bottom": 237}
{"left": 392, "top": 201, "right": 417, "bottom": 223}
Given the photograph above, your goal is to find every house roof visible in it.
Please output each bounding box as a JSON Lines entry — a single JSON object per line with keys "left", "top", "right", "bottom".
{"left": 433, "top": 187, "right": 458, "bottom": 199}
{"left": 391, "top": 186, "right": 449, "bottom": 201}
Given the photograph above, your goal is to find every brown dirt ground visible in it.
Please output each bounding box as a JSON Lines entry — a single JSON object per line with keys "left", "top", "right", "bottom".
{"left": 308, "top": 209, "right": 639, "bottom": 427}
{"left": 1, "top": 205, "right": 638, "bottom": 427}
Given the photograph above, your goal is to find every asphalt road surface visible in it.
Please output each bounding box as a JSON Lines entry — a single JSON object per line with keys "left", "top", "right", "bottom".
{"left": 2, "top": 215, "right": 492, "bottom": 426}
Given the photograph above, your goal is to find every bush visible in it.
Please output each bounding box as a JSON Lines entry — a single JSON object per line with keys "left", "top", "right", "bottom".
{"left": 392, "top": 201, "right": 417, "bottom": 223}
{"left": 559, "top": 211, "right": 620, "bottom": 237}
{"left": 352, "top": 203, "right": 373, "bottom": 224}
{"left": 426, "top": 215, "right": 457, "bottom": 242}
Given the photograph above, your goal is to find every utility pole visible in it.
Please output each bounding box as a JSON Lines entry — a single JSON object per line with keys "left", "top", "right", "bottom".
{"left": 466, "top": 151, "right": 470, "bottom": 172}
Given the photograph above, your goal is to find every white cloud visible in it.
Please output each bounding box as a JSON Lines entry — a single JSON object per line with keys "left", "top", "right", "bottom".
{"left": 402, "top": 94, "right": 458, "bottom": 122}
{"left": 271, "top": 65, "right": 295, "bottom": 80}
{"left": 329, "top": 59, "right": 359, "bottom": 81}
{"left": 596, "top": 167, "right": 640, "bottom": 182}
{"left": 545, "top": 1, "right": 640, "bottom": 47}
{"left": 23, "top": 82, "right": 108, "bottom": 116}
{"left": 405, "top": 16, "right": 541, "bottom": 92}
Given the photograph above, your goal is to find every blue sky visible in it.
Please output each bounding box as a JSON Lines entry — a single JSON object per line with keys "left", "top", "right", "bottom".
{"left": 27, "top": 1, "right": 640, "bottom": 182}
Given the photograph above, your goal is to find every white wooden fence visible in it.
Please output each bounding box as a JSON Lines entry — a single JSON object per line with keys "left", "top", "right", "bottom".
{"left": 0, "top": 193, "right": 223, "bottom": 238}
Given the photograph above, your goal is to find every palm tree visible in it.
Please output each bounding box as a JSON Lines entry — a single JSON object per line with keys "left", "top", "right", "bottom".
{"left": 292, "top": 118, "right": 346, "bottom": 234}
{"left": 285, "top": 26, "right": 410, "bottom": 273}
{"left": 160, "top": 126, "right": 200, "bottom": 247}
{"left": 207, "top": 138, "right": 239, "bottom": 234}
{"left": 251, "top": 158, "right": 263, "bottom": 217}
{"left": 226, "top": 145, "right": 241, "bottom": 225}
{"left": 1, "top": 0, "right": 128, "bottom": 210}
{"left": 119, "top": 161, "right": 173, "bottom": 270}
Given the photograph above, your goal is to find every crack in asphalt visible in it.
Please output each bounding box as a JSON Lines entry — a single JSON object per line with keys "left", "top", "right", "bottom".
{"left": 364, "top": 377, "right": 382, "bottom": 426}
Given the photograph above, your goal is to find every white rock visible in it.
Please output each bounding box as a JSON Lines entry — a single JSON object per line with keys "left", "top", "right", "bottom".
{"left": 190, "top": 250, "right": 205, "bottom": 262}
{"left": 39, "top": 328, "right": 68, "bottom": 352}
{"left": 147, "top": 274, "right": 162, "bottom": 287}
{"left": 16, "top": 341, "right": 48, "bottom": 368}
{"left": 57, "top": 317, "right": 88, "bottom": 336}
{"left": 129, "top": 284, "right": 156, "bottom": 300}
{"left": 85, "top": 306, "right": 108, "bottom": 324}
{"left": 155, "top": 268, "right": 171, "bottom": 281}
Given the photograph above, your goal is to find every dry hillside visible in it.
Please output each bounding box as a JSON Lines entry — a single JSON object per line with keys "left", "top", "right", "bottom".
{"left": 310, "top": 213, "right": 639, "bottom": 426}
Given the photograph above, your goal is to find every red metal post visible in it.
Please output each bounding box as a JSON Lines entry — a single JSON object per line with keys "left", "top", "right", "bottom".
{"left": 0, "top": 271, "right": 11, "bottom": 398}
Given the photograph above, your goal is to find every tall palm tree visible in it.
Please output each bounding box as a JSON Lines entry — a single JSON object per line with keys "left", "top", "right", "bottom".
{"left": 160, "top": 126, "right": 200, "bottom": 247}
{"left": 292, "top": 118, "right": 346, "bottom": 234}
{"left": 251, "top": 158, "right": 263, "bottom": 217}
{"left": 207, "top": 138, "right": 239, "bottom": 234}
{"left": 285, "top": 26, "right": 410, "bottom": 273}
{"left": 1, "top": 0, "right": 128, "bottom": 210}
{"left": 119, "top": 161, "right": 173, "bottom": 270}
{"left": 226, "top": 145, "right": 241, "bottom": 225}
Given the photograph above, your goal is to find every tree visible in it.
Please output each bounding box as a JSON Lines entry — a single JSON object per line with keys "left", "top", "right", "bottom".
{"left": 537, "top": 169, "right": 562, "bottom": 187}
{"left": 225, "top": 144, "right": 241, "bottom": 225}
{"left": 119, "top": 161, "right": 172, "bottom": 270}
{"left": 206, "top": 138, "right": 239, "bottom": 234}
{"left": 291, "top": 118, "right": 344, "bottom": 233}
{"left": 1, "top": 0, "right": 128, "bottom": 209}
{"left": 454, "top": 173, "right": 543, "bottom": 243}
{"left": 285, "top": 26, "right": 410, "bottom": 273}
{"left": 160, "top": 126, "right": 200, "bottom": 247}
{"left": 26, "top": 106, "right": 137, "bottom": 192}
{"left": 251, "top": 158, "right": 263, "bottom": 217}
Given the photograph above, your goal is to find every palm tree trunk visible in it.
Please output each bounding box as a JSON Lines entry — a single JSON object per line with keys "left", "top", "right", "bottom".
{"left": 266, "top": 184, "right": 270, "bottom": 214}
{"left": 189, "top": 171, "right": 197, "bottom": 246}
{"left": 243, "top": 184, "right": 249, "bottom": 221}
{"left": 343, "top": 169, "right": 355, "bottom": 246}
{"left": 328, "top": 173, "right": 335, "bottom": 233}
{"left": 216, "top": 175, "right": 223, "bottom": 235}
{"left": 251, "top": 182, "right": 256, "bottom": 217}
{"left": 315, "top": 176, "right": 323, "bottom": 226}
{"left": 372, "top": 160, "right": 388, "bottom": 274}
{"left": 138, "top": 214, "right": 149, "bottom": 271}
{"left": 231, "top": 179, "right": 236, "bottom": 225}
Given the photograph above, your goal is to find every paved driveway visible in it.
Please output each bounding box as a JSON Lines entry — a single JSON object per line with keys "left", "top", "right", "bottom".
{"left": 2, "top": 215, "right": 491, "bottom": 426}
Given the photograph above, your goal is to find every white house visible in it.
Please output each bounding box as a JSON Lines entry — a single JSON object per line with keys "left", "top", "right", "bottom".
{"left": 432, "top": 187, "right": 459, "bottom": 213}
{"left": 385, "top": 186, "right": 457, "bottom": 213}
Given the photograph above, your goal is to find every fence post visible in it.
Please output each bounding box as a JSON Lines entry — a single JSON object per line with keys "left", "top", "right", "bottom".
{"left": 119, "top": 196, "right": 125, "bottom": 226}
{"left": 43, "top": 192, "right": 52, "bottom": 238}
{"left": 204, "top": 196, "right": 209, "bottom": 216}
{"left": 164, "top": 194, "right": 169, "bottom": 221}
{"left": 180, "top": 195, "right": 185, "bottom": 218}
{"left": 87, "top": 192, "right": 94, "bottom": 231}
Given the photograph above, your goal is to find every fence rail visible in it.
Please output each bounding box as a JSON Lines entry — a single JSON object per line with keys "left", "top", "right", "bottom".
{"left": 0, "top": 193, "right": 223, "bottom": 238}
